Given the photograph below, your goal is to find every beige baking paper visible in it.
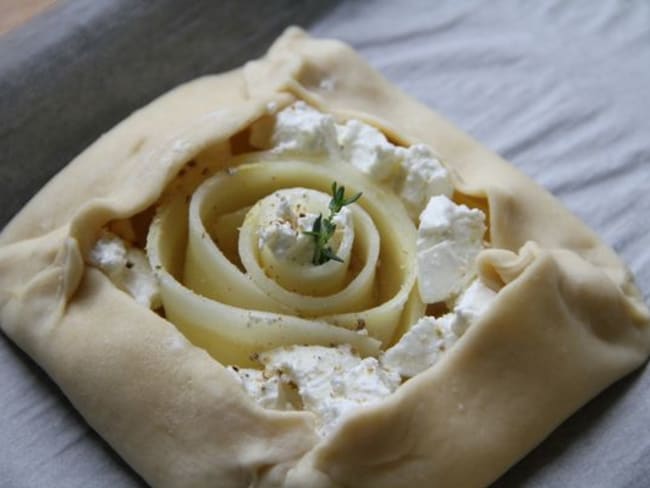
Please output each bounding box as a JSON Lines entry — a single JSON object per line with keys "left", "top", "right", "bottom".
{"left": 1, "top": 27, "right": 649, "bottom": 488}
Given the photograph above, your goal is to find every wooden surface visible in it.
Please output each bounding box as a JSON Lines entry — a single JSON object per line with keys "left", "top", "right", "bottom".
{"left": 0, "top": 0, "right": 57, "bottom": 35}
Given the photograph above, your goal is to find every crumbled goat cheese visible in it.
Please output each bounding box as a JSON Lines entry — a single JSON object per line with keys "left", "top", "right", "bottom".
{"left": 88, "top": 232, "right": 161, "bottom": 308}
{"left": 227, "top": 367, "right": 293, "bottom": 411}
{"left": 258, "top": 215, "right": 319, "bottom": 265}
{"left": 257, "top": 191, "right": 320, "bottom": 265}
{"left": 416, "top": 195, "right": 486, "bottom": 303}
{"left": 393, "top": 144, "right": 454, "bottom": 220}
{"left": 382, "top": 278, "right": 496, "bottom": 378}
{"left": 336, "top": 120, "right": 406, "bottom": 181}
{"left": 259, "top": 345, "right": 400, "bottom": 436}
{"left": 257, "top": 190, "right": 351, "bottom": 266}
{"left": 271, "top": 101, "right": 339, "bottom": 155}
{"left": 381, "top": 315, "right": 457, "bottom": 378}
{"left": 452, "top": 278, "right": 497, "bottom": 336}
{"left": 270, "top": 103, "right": 453, "bottom": 218}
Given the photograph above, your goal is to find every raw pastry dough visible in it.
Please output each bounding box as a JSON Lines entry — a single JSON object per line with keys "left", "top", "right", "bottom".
{"left": 1, "top": 27, "right": 649, "bottom": 488}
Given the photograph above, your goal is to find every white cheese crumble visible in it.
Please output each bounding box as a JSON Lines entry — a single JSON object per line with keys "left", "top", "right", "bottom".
{"left": 255, "top": 345, "right": 400, "bottom": 436}
{"left": 257, "top": 189, "right": 352, "bottom": 266}
{"left": 257, "top": 192, "right": 320, "bottom": 265}
{"left": 381, "top": 314, "right": 457, "bottom": 378}
{"left": 271, "top": 101, "right": 339, "bottom": 155}
{"left": 416, "top": 195, "right": 486, "bottom": 304}
{"left": 257, "top": 192, "right": 354, "bottom": 266}
{"left": 393, "top": 144, "right": 454, "bottom": 219}
{"left": 336, "top": 119, "right": 406, "bottom": 181}
{"left": 88, "top": 231, "right": 161, "bottom": 308}
{"left": 452, "top": 278, "right": 497, "bottom": 336}
{"left": 268, "top": 103, "right": 453, "bottom": 217}
{"left": 382, "top": 278, "right": 496, "bottom": 378}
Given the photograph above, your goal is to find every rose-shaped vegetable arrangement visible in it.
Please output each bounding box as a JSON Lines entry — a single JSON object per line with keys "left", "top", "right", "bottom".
{"left": 147, "top": 154, "right": 422, "bottom": 366}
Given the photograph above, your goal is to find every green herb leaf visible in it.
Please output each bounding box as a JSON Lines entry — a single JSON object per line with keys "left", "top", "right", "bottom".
{"left": 303, "top": 182, "right": 362, "bottom": 265}
{"left": 328, "top": 182, "right": 362, "bottom": 215}
{"left": 321, "top": 247, "right": 344, "bottom": 263}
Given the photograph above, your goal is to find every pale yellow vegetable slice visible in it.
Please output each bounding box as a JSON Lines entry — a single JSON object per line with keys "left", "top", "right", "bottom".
{"left": 198, "top": 153, "right": 422, "bottom": 345}
{"left": 147, "top": 195, "right": 380, "bottom": 367}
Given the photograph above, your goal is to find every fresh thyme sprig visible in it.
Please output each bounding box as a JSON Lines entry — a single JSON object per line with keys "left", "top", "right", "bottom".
{"left": 303, "top": 182, "right": 362, "bottom": 265}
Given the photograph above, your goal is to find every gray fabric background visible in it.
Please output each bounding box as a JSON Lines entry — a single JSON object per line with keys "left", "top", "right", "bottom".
{"left": 1, "top": 1, "right": 649, "bottom": 486}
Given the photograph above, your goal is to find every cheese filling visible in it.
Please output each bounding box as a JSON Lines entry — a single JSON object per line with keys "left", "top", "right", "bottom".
{"left": 256, "top": 101, "right": 455, "bottom": 219}
{"left": 336, "top": 119, "right": 406, "bottom": 181}
{"left": 255, "top": 188, "right": 354, "bottom": 295}
{"left": 381, "top": 279, "right": 497, "bottom": 378}
{"left": 88, "top": 231, "right": 161, "bottom": 309}
{"left": 270, "top": 101, "right": 339, "bottom": 155}
{"left": 416, "top": 195, "right": 487, "bottom": 304}
{"left": 231, "top": 345, "right": 401, "bottom": 436}
{"left": 229, "top": 276, "right": 497, "bottom": 433}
